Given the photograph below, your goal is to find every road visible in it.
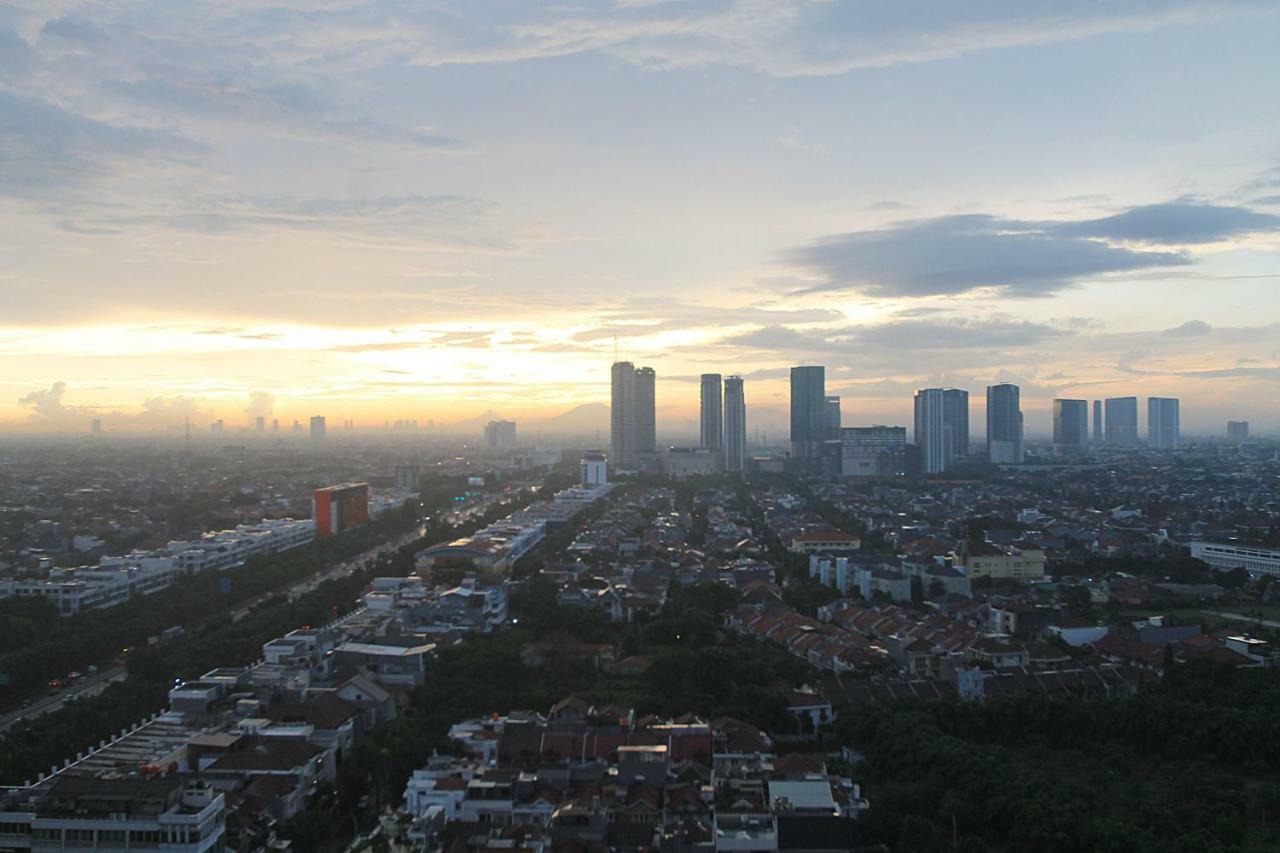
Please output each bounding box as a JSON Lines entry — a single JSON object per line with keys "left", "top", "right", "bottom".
{"left": 230, "top": 523, "right": 426, "bottom": 622}
{"left": 0, "top": 523, "right": 427, "bottom": 734}
{"left": 0, "top": 665, "right": 129, "bottom": 734}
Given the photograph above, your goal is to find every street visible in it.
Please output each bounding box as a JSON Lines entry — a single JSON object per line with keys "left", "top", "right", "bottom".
{"left": 1, "top": 523, "right": 427, "bottom": 732}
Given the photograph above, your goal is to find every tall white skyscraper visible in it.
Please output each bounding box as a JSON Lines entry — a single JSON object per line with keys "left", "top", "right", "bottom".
{"left": 723, "top": 376, "right": 746, "bottom": 473}
{"left": 700, "top": 373, "right": 723, "bottom": 455}
{"left": 1148, "top": 397, "right": 1180, "bottom": 449}
{"left": 611, "top": 362, "right": 656, "bottom": 470}
{"left": 914, "top": 388, "right": 948, "bottom": 473}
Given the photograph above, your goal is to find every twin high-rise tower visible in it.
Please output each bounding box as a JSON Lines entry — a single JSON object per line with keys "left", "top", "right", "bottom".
{"left": 610, "top": 361, "right": 656, "bottom": 470}
{"left": 700, "top": 373, "right": 747, "bottom": 472}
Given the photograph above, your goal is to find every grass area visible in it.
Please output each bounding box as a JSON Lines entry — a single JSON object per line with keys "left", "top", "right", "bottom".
{"left": 1200, "top": 604, "right": 1280, "bottom": 623}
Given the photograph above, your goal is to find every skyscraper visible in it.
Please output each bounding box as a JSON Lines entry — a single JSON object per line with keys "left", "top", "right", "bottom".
{"left": 1148, "top": 397, "right": 1180, "bottom": 449}
{"left": 1105, "top": 397, "right": 1138, "bottom": 446}
{"left": 700, "top": 374, "right": 724, "bottom": 455}
{"left": 611, "top": 361, "right": 637, "bottom": 470}
{"left": 824, "top": 396, "right": 842, "bottom": 440}
{"left": 1227, "top": 420, "right": 1250, "bottom": 442}
{"left": 1053, "top": 399, "right": 1089, "bottom": 449}
{"left": 790, "top": 366, "right": 825, "bottom": 467}
{"left": 611, "top": 362, "right": 656, "bottom": 470}
{"left": 1092, "top": 400, "right": 1103, "bottom": 445}
{"left": 914, "top": 388, "right": 948, "bottom": 473}
{"left": 723, "top": 376, "right": 746, "bottom": 473}
{"left": 485, "top": 419, "right": 517, "bottom": 449}
{"left": 309, "top": 415, "right": 326, "bottom": 440}
{"left": 943, "top": 389, "right": 969, "bottom": 459}
{"left": 635, "top": 367, "right": 656, "bottom": 454}
{"left": 986, "top": 384, "right": 1023, "bottom": 463}
{"left": 255, "top": 416, "right": 265, "bottom": 433}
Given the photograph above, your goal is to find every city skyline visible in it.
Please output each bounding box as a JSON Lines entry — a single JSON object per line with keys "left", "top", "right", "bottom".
{"left": 2, "top": 2, "right": 1279, "bottom": 433}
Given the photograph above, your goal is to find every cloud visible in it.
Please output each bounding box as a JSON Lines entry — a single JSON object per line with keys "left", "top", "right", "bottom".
{"left": 574, "top": 301, "right": 845, "bottom": 341}
{"left": 0, "top": 27, "right": 33, "bottom": 74}
{"left": 60, "top": 193, "right": 501, "bottom": 245}
{"left": 721, "top": 317, "right": 1070, "bottom": 354}
{"left": 40, "top": 16, "right": 107, "bottom": 44}
{"left": 244, "top": 391, "right": 274, "bottom": 421}
{"left": 409, "top": 0, "right": 1268, "bottom": 78}
{"left": 17, "top": 381, "right": 212, "bottom": 428}
{"left": 0, "top": 90, "right": 201, "bottom": 199}
{"left": 18, "top": 381, "right": 89, "bottom": 420}
{"left": 1164, "top": 319, "right": 1212, "bottom": 336}
{"left": 1052, "top": 202, "right": 1280, "bottom": 244}
{"left": 785, "top": 213, "right": 1189, "bottom": 298}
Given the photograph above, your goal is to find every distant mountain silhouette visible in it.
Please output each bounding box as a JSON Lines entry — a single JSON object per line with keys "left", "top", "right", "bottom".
{"left": 442, "top": 409, "right": 504, "bottom": 434}
{"left": 525, "top": 402, "right": 609, "bottom": 434}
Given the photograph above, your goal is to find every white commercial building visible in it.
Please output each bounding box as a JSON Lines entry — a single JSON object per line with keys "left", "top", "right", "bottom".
{"left": 1189, "top": 541, "right": 1280, "bottom": 578}
{"left": 0, "top": 517, "right": 315, "bottom": 616}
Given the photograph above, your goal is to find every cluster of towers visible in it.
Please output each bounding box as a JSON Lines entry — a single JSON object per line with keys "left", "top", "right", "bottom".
{"left": 1052, "top": 396, "right": 1181, "bottom": 450}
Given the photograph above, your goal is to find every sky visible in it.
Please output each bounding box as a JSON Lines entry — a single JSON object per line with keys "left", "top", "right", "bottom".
{"left": 2, "top": 0, "right": 1279, "bottom": 437}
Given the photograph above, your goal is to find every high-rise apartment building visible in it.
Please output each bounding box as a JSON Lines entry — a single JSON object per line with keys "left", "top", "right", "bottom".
{"left": 723, "top": 376, "right": 746, "bottom": 473}
{"left": 394, "top": 462, "right": 420, "bottom": 495}
{"left": 634, "top": 367, "right": 656, "bottom": 455}
{"left": 1105, "top": 397, "right": 1138, "bottom": 447}
{"left": 1227, "top": 420, "right": 1250, "bottom": 442}
{"left": 914, "top": 388, "right": 949, "bottom": 473}
{"left": 1147, "top": 397, "right": 1180, "bottom": 449}
{"left": 611, "top": 362, "right": 656, "bottom": 470}
{"left": 986, "top": 384, "right": 1023, "bottom": 464}
{"left": 309, "top": 415, "right": 326, "bottom": 440}
{"left": 255, "top": 416, "right": 265, "bottom": 433}
{"left": 611, "top": 362, "right": 637, "bottom": 470}
{"left": 943, "top": 389, "right": 969, "bottom": 459}
{"left": 841, "top": 425, "right": 908, "bottom": 477}
{"left": 1053, "top": 399, "right": 1089, "bottom": 449}
{"left": 700, "top": 374, "right": 724, "bottom": 455}
{"left": 790, "top": 366, "right": 826, "bottom": 467}
{"left": 484, "top": 419, "right": 517, "bottom": 449}
{"left": 824, "top": 396, "right": 842, "bottom": 440}
{"left": 1092, "top": 400, "right": 1103, "bottom": 445}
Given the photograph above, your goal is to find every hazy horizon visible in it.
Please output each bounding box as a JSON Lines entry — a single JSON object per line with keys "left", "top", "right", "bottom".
{"left": 3, "top": 1, "right": 1279, "bottom": 434}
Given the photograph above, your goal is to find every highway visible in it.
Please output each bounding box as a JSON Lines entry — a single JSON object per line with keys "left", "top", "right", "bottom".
{"left": 0, "top": 523, "right": 427, "bottom": 735}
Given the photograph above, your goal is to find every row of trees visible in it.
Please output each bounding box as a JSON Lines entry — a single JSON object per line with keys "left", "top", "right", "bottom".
{"left": 0, "top": 500, "right": 423, "bottom": 692}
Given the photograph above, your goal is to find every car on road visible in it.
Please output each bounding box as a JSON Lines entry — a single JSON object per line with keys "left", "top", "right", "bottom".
{"left": 47, "top": 679, "right": 62, "bottom": 693}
